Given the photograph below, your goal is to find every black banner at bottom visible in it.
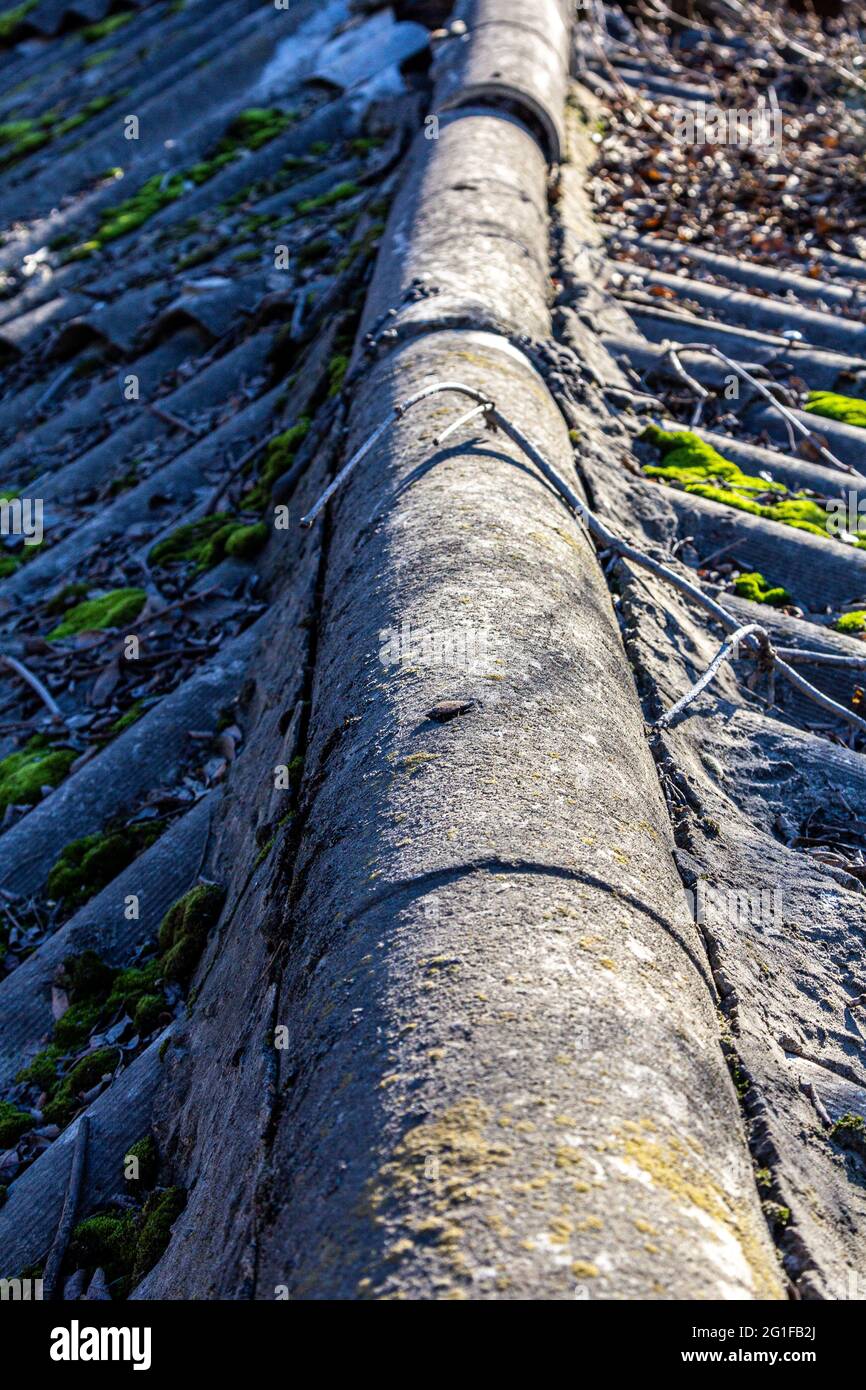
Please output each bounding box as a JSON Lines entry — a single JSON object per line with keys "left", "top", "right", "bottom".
{"left": 2, "top": 1295, "right": 857, "bottom": 1375}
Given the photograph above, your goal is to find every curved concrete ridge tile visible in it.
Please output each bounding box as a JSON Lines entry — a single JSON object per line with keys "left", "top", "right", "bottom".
{"left": 249, "top": 324, "right": 782, "bottom": 1300}
{"left": 359, "top": 108, "right": 552, "bottom": 347}
{"left": 432, "top": 0, "right": 570, "bottom": 164}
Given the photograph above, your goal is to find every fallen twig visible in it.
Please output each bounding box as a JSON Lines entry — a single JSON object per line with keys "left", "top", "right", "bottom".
{"left": 653, "top": 623, "right": 769, "bottom": 729}
{"left": 0, "top": 652, "right": 64, "bottom": 722}
{"left": 42, "top": 1115, "right": 89, "bottom": 1302}
{"left": 148, "top": 403, "right": 200, "bottom": 438}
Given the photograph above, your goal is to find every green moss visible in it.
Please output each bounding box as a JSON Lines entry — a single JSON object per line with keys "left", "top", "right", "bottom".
{"left": 639, "top": 426, "right": 832, "bottom": 540}
{"left": 67, "top": 1176, "right": 185, "bottom": 1296}
{"left": 0, "top": 739, "right": 77, "bottom": 810}
{"left": 0, "top": 93, "right": 120, "bottom": 169}
{"left": 110, "top": 699, "right": 144, "bottom": 735}
{"left": 42, "top": 1047, "right": 119, "bottom": 1126}
{"left": 731, "top": 571, "right": 791, "bottom": 607}
{"left": 132, "top": 1186, "right": 185, "bottom": 1285}
{"left": 327, "top": 354, "right": 349, "bottom": 397}
{"left": 0, "top": 1, "right": 35, "bottom": 41}
{"left": 835, "top": 610, "right": 866, "bottom": 634}
{"left": 350, "top": 136, "right": 384, "bottom": 155}
{"left": 133, "top": 993, "right": 165, "bottom": 1036}
{"left": 297, "top": 180, "right": 360, "bottom": 215}
{"left": 0, "top": 1100, "right": 32, "bottom": 1146}
{"left": 242, "top": 418, "right": 310, "bottom": 508}
{"left": 230, "top": 108, "right": 293, "bottom": 148}
{"left": 158, "top": 882, "right": 224, "bottom": 986}
{"left": 16, "top": 1044, "right": 62, "bottom": 1092}
{"left": 829, "top": 1111, "right": 866, "bottom": 1158}
{"left": 224, "top": 521, "right": 268, "bottom": 559}
{"left": 105, "top": 959, "right": 162, "bottom": 1015}
{"left": 0, "top": 554, "right": 20, "bottom": 578}
{"left": 64, "top": 948, "right": 115, "bottom": 1000}
{"left": 53, "top": 1000, "right": 104, "bottom": 1049}
{"left": 176, "top": 235, "right": 229, "bottom": 270}
{"left": 297, "top": 237, "right": 331, "bottom": 267}
{"left": 48, "top": 587, "right": 146, "bottom": 640}
{"left": 46, "top": 827, "right": 156, "bottom": 909}
{"left": 149, "top": 513, "right": 234, "bottom": 570}
{"left": 762, "top": 1200, "right": 791, "bottom": 1228}
{"left": 125, "top": 1135, "right": 158, "bottom": 1190}
{"left": 805, "top": 391, "right": 866, "bottom": 430}
{"left": 68, "top": 1211, "right": 137, "bottom": 1289}
{"left": 83, "top": 46, "right": 119, "bottom": 68}
{"left": 150, "top": 514, "right": 267, "bottom": 571}
{"left": 81, "top": 11, "right": 133, "bottom": 41}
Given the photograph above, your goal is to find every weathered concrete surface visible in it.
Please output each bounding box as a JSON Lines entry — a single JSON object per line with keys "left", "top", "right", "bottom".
{"left": 358, "top": 108, "right": 552, "bottom": 346}
{"left": 432, "top": 0, "right": 570, "bottom": 163}
{"left": 250, "top": 328, "right": 781, "bottom": 1300}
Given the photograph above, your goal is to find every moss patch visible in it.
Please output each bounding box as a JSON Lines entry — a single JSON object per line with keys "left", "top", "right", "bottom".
{"left": 0, "top": 1099, "right": 32, "bottom": 1146}
{"left": 158, "top": 882, "right": 225, "bottom": 985}
{"left": 42, "top": 1047, "right": 119, "bottom": 1126}
{"left": 48, "top": 587, "right": 146, "bottom": 640}
{"left": 125, "top": 1135, "right": 158, "bottom": 1190}
{"left": 44, "top": 581, "right": 91, "bottom": 616}
{"left": 66, "top": 107, "right": 292, "bottom": 258}
{"left": 0, "top": 738, "right": 77, "bottom": 810}
{"left": 731, "top": 571, "right": 792, "bottom": 607}
{"left": 0, "top": 94, "right": 120, "bottom": 170}
{"left": 149, "top": 514, "right": 265, "bottom": 571}
{"left": 64, "top": 1179, "right": 185, "bottom": 1296}
{"left": 829, "top": 1112, "right": 866, "bottom": 1159}
{"left": 132, "top": 1186, "right": 185, "bottom": 1284}
{"left": 805, "top": 391, "right": 866, "bottom": 430}
{"left": 297, "top": 180, "right": 360, "bottom": 214}
{"left": 81, "top": 11, "right": 133, "bottom": 41}
{"left": 110, "top": 699, "right": 144, "bottom": 735}
{"left": 639, "top": 425, "right": 835, "bottom": 541}
{"left": 0, "top": 1, "right": 35, "bottom": 42}
{"left": 834, "top": 611, "right": 866, "bottom": 634}
{"left": 242, "top": 418, "right": 310, "bottom": 508}
{"left": 46, "top": 824, "right": 159, "bottom": 909}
